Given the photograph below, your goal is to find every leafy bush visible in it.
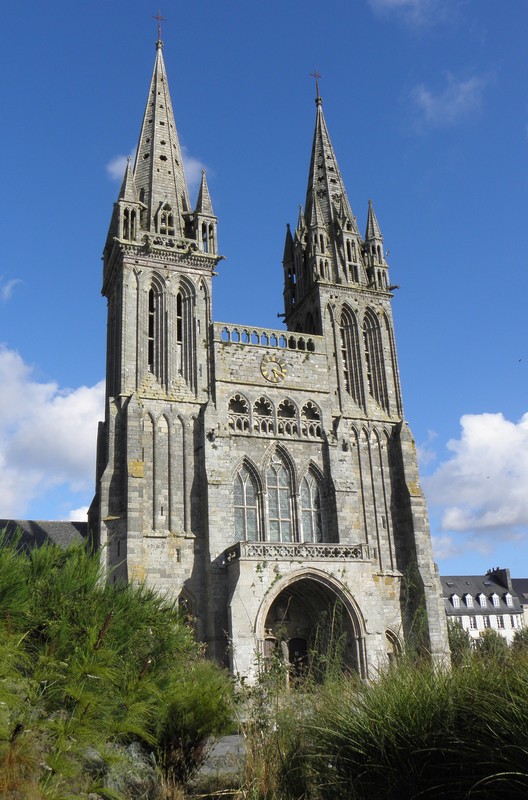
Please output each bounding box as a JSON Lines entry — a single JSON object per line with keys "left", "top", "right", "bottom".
{"left": 0, "top": 533, "right": 233, "bottom": 798}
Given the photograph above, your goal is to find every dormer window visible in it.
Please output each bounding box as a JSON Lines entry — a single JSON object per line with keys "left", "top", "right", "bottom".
{"left": 451, "top": 594, "right": 460, "bottom": 608}
{"left": 478, "top": 593, "right": 487, "bottom": 608}
{"left": 491, "top": 593, "right": 500, "bottom": 608}
{"left": 505, "top": 593, "right": 513, "bottom": 607}
{"left": 465, "top": 594, "right": 473, "bottom": 608}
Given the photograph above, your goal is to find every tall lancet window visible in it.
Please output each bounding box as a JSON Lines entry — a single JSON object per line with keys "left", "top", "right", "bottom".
{"left": 267, "top": 453, "right": 293, "bottom": 542}
{"left": 300, "top": 472, "right": 323, "bottom": 543}
{"left": 176, "top": 282, "right": 195, "bottom": 390}
{"left": 147, "top": 278, "right": 166, "bottom": 384}
{"left": 363, "top": 308, "right": 389, "bottom": 412}
{"left": 340, "top": 307, "right": 364, "bottom": 408}
{"left": 234, "top": 465, "right": 260, "bottom": 541}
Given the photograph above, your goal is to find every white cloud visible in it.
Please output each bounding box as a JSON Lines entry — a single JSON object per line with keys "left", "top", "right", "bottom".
{"left": 181, "top": 146, "right": 208, "bottom": 195}
{"left": 368, "top": 0, "right": 445, "bottom": 26}
{"left": 69, "top": 506, "right": 89, "bottom": 521}
{"left": 425, "top": 412, "right": 528, "bottom": 534}
{"left": 0, "top": 346, "right": 104, "bottom": 518}
{"left": 416, "top": 429, "right": 438, "bottom": 468}
{"left": 0, "top": 277, "right": 22, "bottom": 302}
{"left": 106, "top": 147, "right": 208, "bottom": 197}
{"left": 411, "top": 74, "right": 489, "bottom": 128}
{"left": 106, "top": 153, "right": 132, "bottom": 181}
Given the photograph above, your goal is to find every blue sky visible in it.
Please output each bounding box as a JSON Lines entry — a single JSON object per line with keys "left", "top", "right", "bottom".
{"left": 1, "top": 0, "right": 527, "bottom": 576}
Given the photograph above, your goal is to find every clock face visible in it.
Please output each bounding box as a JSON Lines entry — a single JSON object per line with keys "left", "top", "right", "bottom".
{"left": 260, "top": 353, "right": 287, "bottom": 383}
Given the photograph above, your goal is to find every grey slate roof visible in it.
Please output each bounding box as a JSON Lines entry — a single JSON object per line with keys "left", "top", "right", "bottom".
{"left": 441, "top": 573, "right": 522, "bottom": 617}
{"left": 0, "top": 519, "right": 88, "bottom": 550}
{"left": 512, "top": 578, "right": 528, "bottom": 608}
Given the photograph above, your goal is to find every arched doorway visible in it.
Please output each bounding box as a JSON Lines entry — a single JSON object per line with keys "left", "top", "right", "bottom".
{"left": 258, "top": 572, "right": 366, "bottom": 681}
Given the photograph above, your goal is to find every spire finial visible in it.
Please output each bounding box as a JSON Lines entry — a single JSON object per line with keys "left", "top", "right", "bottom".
{"left": 153, "top": 10, "right": 166, "bottom": 45}
{"left": 309, "top": 69, "right": 323, "bottom": 105}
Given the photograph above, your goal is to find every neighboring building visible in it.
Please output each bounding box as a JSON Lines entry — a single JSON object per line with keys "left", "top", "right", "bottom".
{"left": 512, "top": 578, "right": 528, "bottom": 628}
{"left": 87, "top": 35, "right": 449, "bottom": 681}
{"left": 0, "top": 519, "right": 87, "bottom": 550}
{"left": 441, "top": 568, "right": 524, "bottom": 645}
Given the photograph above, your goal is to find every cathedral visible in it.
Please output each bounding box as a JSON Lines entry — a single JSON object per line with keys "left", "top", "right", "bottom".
{"left": 89, "top": 36, "right": 449, "bottom": 679}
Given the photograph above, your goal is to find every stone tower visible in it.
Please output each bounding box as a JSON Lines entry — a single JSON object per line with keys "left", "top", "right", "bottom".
{"left": 90, "top": 39, "right": 449, "bottom": 680}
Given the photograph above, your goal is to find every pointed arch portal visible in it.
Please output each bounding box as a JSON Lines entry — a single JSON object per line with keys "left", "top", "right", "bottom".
{"left": 256, "top": 572, "right": 367, "bottom": 680}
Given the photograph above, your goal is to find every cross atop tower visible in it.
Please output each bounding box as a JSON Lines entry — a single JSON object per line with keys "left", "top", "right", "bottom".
{"left": 153, "top": 10, "right": 166, "bottom": 41}
{"left": 309, "top": 69, "right": 323, "bottom": 104}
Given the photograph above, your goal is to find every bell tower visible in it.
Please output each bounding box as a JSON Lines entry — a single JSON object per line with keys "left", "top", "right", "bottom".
{"left": 90, "top": 37, "right": 222, "bottom": 633}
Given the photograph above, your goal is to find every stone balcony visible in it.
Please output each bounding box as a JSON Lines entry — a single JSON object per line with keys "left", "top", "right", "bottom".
{"left": 224, "top": 541, "right": 376, "bottom": 564}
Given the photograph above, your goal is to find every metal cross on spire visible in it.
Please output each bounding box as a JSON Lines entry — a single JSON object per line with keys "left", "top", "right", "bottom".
{"left": 309, "top": 69, "right": 323, "bottom": 102}
{"left": 153, "top": 10, "right": 166, "bottom": 40}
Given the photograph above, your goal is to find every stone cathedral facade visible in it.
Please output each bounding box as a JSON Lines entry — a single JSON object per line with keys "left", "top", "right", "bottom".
{"left": 89, "top": 38, "right": 449, "bottom": 679}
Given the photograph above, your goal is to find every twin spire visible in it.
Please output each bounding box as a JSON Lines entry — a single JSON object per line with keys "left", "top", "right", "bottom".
{"left": 116, "top": 38, "right": 214, "bottom": 243}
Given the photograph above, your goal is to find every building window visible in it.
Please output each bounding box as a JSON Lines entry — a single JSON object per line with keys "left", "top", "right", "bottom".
{"left": 478, "top": 593, "right": 487, "bottom": 608}
{"left": 277, "top": 399, "right": 298, "bottom": 437}
{"left": 228, "top": 394, "right": 250, "bottom": 433}
{"left": 340, "top": 307, "right": 364, "bottom": 407}
{"left": 175, "top": 285, "right": 195, "bottom": 390}
{"left": 147, "top": 280, "right": 166, "bottom": 384}
{"left": 451, "top": 594, "right": 460, "bottom": 608}
{"left": 483, "top": 616, "right": 490, "bottom": 628}
{"left": 469, "top": 616, "right": 477, "bottom": 630}
{"left": 363, "top": 308, "right": 389, "bottom": 412}
{"left": 234, "top": 465, "right": 260, "bottom": 542}
{"left": 496, "top": 616, "right": 505, "bottom": 629}
{"left": 266, "top": 453, "right": 293, "bottom": 542}
{"left": 465, "top": 594, "right": 473, "bottom": 608}
{"left": 505, "top": 593, "right": 513, "bottom": 607}
{"left": 300, "top": 472, "right": 323, "bottom": 543}
{"left": 492, "top": 593, "right": 500, "bottom": 608}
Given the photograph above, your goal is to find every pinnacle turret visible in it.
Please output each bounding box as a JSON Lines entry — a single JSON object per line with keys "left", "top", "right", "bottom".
{"left": 133, "top": 39, "right": 190, "bottom": 238}
{"left": 195, "top": 170, "right": 214, "bottom": 216}
{"left": 365, "top": 199, "right": 383, "bottom": 242}
{"left": 119, "top": 158, "right": 140, "bottom": 204}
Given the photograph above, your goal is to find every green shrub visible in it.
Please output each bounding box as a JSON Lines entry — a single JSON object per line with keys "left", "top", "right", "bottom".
{"left": 0, "top": 533, "right": 234, "bottom": 798}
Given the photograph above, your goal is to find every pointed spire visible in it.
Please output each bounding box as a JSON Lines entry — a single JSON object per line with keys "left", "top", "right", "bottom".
{"left": 283, "top": 223, "right": 294, "bottom": 263}
{"left": 365, "top": 199, "right": 383, "bottom": 241}
{"left": 309, "top": 193, "right": 325, "bottom": 229}
{"left": 305, "top": 99, "right": 354, "bottom": 232}
{"left": 133, "top": 39, "right": 190, "bottom": 237}
{"left": 195, "top": 170, "right": 214, "bottom": 216}
{"left": 118, "top": 158, "right": 140, "bottom": 204}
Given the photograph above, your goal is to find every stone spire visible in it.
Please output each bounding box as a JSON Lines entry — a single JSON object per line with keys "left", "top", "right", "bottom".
{"left": 195, "top": 170, "right": 214, "bottom": 216}
{"left": 365, "top": 199, "right": 383, "bottom": 242}
{"left": 119, "top": 158, "right": 140, "bottom": 204}
{"left": 305, "top": 96, "right": 354, "bottom": 231}
{"left": 133, "top": 39, "right": 191, "bottom": 238}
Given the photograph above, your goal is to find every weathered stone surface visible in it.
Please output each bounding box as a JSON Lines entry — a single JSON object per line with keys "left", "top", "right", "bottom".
{"left": 89, "top": 37, "right": 449, "bottom": 683}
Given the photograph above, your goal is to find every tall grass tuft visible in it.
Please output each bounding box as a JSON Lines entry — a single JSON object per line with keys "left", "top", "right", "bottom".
{"left": 293, "top": 651, "right": 528, "bottom": 800}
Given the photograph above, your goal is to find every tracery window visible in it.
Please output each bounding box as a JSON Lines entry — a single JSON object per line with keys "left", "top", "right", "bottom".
{"left": 176, "top": 285, "right": 195, "bottom": 389}
{"left": 253, "top": 397, "right": 274, "bottom": 435}
{"left": 277, "top": 400, "right": 298, "bottom": 437}
{"left": 340, "top": 307, "right": 364, "bottom": 407}
{"left": 228, "top": 394, "right": 250, "bottom": 432}
{"left": 147, "top": 279, "right": 166, "bottom": 384}
{"left": 363, "top": 308, "right": 389, "bottom": 412}
{"left": 266, "top": 453, "right": 293, "bottom": 542}
{"left": 159, "top": 203, "right": 175, "bottom": 235}
{"left": 234, "top": 465, "right": 260, "bottom": 542}
{"left": 301, "top": 402, "right": 322, "bottom": 438}
{"left": 300, "top": 472, "right": 323, "bottom": 542}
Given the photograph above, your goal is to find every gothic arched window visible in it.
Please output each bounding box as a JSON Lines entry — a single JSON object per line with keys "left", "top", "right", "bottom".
{"left": 340, "top": 307, "right": 364, "bottom": 408}
{"left": 363, "top": 308, "right": 389, "bottom": 412}
{"left": 266, "top": 453, "right": 293, "bottom": 542}
{"left": 176, "top": 283, "right": 195, "bottom": 390}
{"left": 300, "top": 472, "right": 323, "bottom": 543}
{"left": 147, "top": 278, "right": 166, "bottom": 384}
{"left": 234, "top": 465, "right": 260, "bottom": 542}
